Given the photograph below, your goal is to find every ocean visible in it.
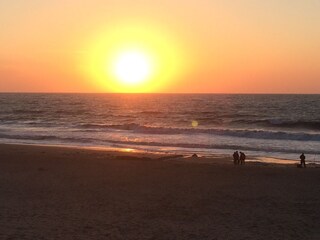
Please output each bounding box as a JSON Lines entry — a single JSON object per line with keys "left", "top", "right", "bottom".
{"left": 0, "top": 93, "right": 319, "bottom": 162}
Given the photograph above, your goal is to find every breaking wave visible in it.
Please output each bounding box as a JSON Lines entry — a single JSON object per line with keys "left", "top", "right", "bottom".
{"left": 78, "top": 123, "right": 320, "bottom": 142}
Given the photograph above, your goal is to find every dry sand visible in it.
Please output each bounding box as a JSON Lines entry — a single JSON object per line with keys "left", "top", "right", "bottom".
{"left": 0, "top": 144, "right": 319, "bottom": 240}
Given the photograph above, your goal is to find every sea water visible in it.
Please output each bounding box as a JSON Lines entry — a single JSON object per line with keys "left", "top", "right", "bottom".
{"left": 0, "top": 93, "right": 319, "bottom": 162}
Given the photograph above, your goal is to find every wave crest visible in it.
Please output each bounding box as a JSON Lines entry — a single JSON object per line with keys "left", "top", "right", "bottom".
{"left": 78, "top": 123, "right": 320, "bottom": 142}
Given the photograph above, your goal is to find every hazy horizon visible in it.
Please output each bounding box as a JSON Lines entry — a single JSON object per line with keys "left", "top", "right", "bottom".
{"left": 0, "top": 91, "right": 319, "bottom": 95}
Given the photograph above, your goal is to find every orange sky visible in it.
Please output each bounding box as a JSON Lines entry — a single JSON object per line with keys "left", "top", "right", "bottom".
{"left": 1, "top": 1, "right": 320, "bottom": 93}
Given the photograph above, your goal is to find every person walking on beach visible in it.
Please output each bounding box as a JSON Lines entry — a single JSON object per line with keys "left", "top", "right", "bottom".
{"left": 240, "top": 152, "right": 246, "bottom": 165}
{"left": 233, "top": 151, "right": 239, "bottom": 165}
{"left": 300, "top": 153, "right": 306, "bottom": 168}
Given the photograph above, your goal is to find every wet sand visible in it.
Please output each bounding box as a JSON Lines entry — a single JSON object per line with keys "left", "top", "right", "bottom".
{"left": 0, "top": 144, "right": 319, "bottom": 240}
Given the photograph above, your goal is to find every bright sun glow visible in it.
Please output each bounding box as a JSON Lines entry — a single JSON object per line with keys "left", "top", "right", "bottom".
{"left": 83, "top": 22, "right": 189, "bottom": 92}
{"left": 113, "top": 50, "right": 152, "bottom": 85}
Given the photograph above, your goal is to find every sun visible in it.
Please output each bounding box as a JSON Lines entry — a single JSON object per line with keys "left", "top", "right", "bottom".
{"left": 83, "top": 22, "right": 190, "bottom": 92}
{"left": 113, "top": 50, "right": 153, "bottom": 85}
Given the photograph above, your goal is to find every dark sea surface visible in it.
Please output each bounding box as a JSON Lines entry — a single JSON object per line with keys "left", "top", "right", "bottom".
{"left": 0, "top": 93, "right": 319, "bottom": 161}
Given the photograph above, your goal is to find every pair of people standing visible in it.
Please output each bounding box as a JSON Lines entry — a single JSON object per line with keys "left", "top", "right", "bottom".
{"left": 233, "top": 151, "right": 246, "bottom": 165}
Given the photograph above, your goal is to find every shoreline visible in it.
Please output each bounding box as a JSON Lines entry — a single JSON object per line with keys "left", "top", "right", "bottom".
{"left": 0, "top": 142, "right": 308, "bottom": 167}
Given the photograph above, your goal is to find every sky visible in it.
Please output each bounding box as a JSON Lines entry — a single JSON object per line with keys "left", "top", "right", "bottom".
{"left": 1, "top": 0, "right": 320, "bottom": 93}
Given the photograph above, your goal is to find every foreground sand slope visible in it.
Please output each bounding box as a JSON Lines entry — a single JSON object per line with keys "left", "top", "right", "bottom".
{"left": 0, "top": 144, "right": 319, "bottom": 240}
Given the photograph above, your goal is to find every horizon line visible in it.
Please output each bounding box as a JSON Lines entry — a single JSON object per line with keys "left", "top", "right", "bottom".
{"left": 0, "top": 91, "right": 319, "bottom": 95}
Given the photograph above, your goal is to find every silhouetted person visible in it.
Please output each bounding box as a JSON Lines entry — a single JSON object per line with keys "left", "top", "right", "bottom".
{"left": 240, "top": 152, "right": 246, "bottom": 165}
{"left": 300, "top": 153, "right": 306, "bottom": 168}
{"left": 233, "top": 151, "right": 239, "bottom": 165}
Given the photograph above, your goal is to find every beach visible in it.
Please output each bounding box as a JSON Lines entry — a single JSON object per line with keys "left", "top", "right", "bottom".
{"left": 0, "top": 143, "right": 319, "bottom": 239}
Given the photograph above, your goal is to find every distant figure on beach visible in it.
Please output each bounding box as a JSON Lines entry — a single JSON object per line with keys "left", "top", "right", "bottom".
{"left": 240, "top": 152, "right": 246, "bottom": 165}
{"left": 300, "top": 153, "right": 306, "bottom": 168}
{"left": 233, "top": 151, "right": 239, "bottom": 165}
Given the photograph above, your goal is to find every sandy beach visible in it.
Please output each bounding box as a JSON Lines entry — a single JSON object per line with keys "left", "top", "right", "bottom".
{"left": 0, "top": 143, "right": 319, "bottom": 240}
